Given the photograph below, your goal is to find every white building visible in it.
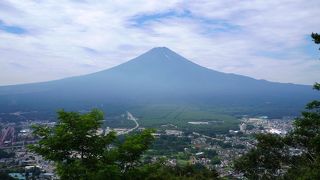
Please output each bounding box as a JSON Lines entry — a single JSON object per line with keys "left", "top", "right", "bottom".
{"left": 239, "top": 123, "right": 247, "bottom": 132}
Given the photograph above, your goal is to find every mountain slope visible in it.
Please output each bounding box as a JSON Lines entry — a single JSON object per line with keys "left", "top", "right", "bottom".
{"left": 0, "top": 47, "right": 318, "bottom": 117}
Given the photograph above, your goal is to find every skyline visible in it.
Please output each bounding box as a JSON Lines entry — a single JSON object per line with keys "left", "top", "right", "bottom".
{"left": 0, "top": 0, "right": 320, "bottom": 86}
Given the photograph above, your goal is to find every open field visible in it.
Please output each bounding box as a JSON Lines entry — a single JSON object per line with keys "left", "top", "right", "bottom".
{"left": 129, "top": 105, "right": 240, "bottom": 134}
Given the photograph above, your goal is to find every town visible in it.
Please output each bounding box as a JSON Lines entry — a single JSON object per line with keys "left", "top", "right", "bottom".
{"left": 0, "top": 114, "right": 294, "bottom": 179}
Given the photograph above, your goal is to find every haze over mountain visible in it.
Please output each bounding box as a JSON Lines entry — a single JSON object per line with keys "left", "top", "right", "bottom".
{"left": 0, "top": 47, "right": 318, "bottom": 118}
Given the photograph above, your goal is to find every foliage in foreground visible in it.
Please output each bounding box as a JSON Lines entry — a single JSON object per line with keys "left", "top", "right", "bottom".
{"left": 124, "top": 160, "right": 219, "bottom": 180}
{"left": 28, "top": 109, "right": 154, "bottom": 179}
{"left": 234, "top": 33, "right": 320, "bottom": 179}
{"left": 29, "top": 109, "right": 219, "bottom": 180}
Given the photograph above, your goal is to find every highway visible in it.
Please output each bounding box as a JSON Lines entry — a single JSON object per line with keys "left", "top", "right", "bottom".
{"left": 117, "top": 111, "right": 139, "bottom": 135}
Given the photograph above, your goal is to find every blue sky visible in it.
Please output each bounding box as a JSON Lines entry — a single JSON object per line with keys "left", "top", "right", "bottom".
{"left": 0, "top": 20, "right": 27, "bottom": 34}
{"left": 0, "top": 0, "right": 319, "bottom": 85}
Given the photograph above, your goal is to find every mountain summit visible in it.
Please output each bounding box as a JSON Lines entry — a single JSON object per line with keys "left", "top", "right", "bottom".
{"left": 0, "top": 47, "right": 318, "bottom": 117}
{"left": 104, "top": 46, "right": 203, "bottom": 73}
{"left": 133, "top": 47, "right": 188, "bottom": 62}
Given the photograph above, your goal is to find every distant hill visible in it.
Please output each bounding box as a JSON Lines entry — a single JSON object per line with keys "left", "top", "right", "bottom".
{"left": 0, "top": 47, "right": 318, "bottom": 119}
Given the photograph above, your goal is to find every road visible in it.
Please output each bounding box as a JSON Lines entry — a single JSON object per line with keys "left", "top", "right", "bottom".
{"left": 118, "top": 111, "right": 139, "bottom": 135}
{"left": 192, "top": 132, "right": 222, "bottom": 141}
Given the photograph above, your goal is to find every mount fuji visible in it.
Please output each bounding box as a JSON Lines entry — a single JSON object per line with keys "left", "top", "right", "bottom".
{"left": 0, "top": 47, "right": 318, "bottom": 118}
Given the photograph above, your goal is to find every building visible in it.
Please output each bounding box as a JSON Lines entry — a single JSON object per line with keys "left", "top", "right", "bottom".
{"left": 239, "top": 123, "right": 246, "bottom": 132}
{"left": 165, "top": 130, "right": 183, "bottom": 136}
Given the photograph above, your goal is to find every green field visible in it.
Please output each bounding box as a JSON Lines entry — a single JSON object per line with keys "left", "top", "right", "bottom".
{"left": 129, "top": 105, "right": 240, "bottom": 134}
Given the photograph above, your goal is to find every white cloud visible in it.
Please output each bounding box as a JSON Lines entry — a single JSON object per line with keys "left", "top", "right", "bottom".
{"left": 0, "top": 0, "right": 319, "bottom": 85}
